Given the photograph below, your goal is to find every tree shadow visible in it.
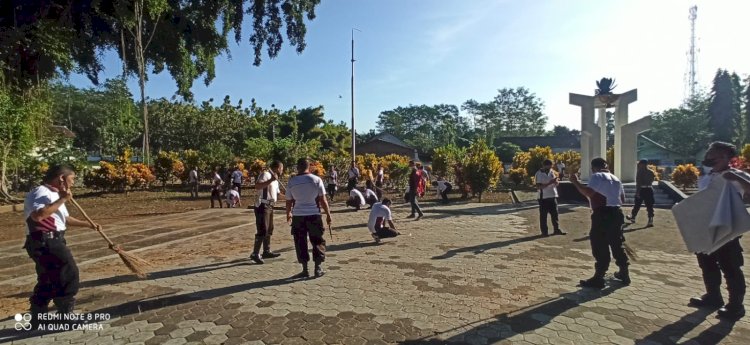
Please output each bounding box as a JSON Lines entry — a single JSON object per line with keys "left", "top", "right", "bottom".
{"left": 404, "top": 286, "right": 623, "bottom": 344}
{"left": 432, "top": 234, "right": 545, "bottom": 260}
{"left": 638, "top": 308, "right": 736, "bottom": 344}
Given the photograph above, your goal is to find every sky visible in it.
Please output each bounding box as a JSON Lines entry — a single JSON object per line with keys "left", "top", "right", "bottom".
{"left": 66, "top": 0, "right": 750, "bottom": 133}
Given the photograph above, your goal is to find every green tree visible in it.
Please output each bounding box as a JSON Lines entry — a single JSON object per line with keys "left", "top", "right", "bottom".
{"left": 549, "top": 125, "right": 580, "bottom": 137}
{"left": 463, "top": 139, "right": 503, "bottom": 202}
{"left": 376, "top": 104, "right": 470, "bottom": 153}
{"left": 244, "top": 138, "right": 274, "bottom": 163}
{"left": 432, "top": 145, "right": 466, "bottom": 180}
{"left": 153, "top": 150, "right": 184, "bottom": 188}
{"left": 494, "top": 142, "right": 521, "bottom": 163}
{"left": 525, "top": 146, "right": 554, "bottom": 178}
{"left": 462, "top": 87, "right": 547, "bottom": 140}
{"left": 708, "top": 69, "right": 739, "bottom": 143}
{"left": 650, "top": 93, "right": 712, "bottom": 157}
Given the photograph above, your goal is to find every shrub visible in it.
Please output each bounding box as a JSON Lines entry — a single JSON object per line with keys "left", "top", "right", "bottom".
{"left": 525, "top": 146, "right": 555, "bottom": 178}
{"left": 554, "top": 150, "right": 581, "bottom": 176}
{"left": 432, "top": 145, "right": 465, "bottom": 179}
{"left": 671, "top": 164, "right": 699, "bottom": 189}
{"left": 463, "top": 139, "right": 503, "bottom": 201}
{"left": 508, "top": 168, "right": 527, "bottom": 186}
{"left": 308, "top": 161, "right": 326, "bottom": 178}
{"left": 154, "top": 151, "right": 184, "bottom": 187}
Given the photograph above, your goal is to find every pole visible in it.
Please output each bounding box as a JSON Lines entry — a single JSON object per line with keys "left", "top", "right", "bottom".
{"left": 350, "top": 29, "right": 356, "bottom": 164}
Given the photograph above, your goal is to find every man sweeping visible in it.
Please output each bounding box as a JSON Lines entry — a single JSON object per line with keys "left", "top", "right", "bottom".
{"left": 570, "top": 158, "right": 630, "bottom": 289}
{"left": 249, "top": 160, "right": 284, "bottom": 264}
{"left": 367, "top": 198, "right": 400, "bottom": 243}
{"left": 24, "top": 165, "right": 101, "bottom": 326}
{"left": 286, "top": 158, "right": 333, "bottom": 278}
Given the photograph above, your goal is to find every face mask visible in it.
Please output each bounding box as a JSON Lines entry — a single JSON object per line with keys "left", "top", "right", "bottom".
{"left": 702, "top": 159, "right": 717, "bottom": 167}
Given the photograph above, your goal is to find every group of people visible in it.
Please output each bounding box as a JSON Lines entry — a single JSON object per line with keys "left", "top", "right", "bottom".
{"left": 20, "top": 141, "right": 748, "bottom": 330}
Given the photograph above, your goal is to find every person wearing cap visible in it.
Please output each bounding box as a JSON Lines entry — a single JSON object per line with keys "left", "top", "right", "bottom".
{"left": 535, "top": 159, "right": 566, "bottom": 237}
{"left": 570, "top": 157, "right": 630, "bottom": 289}
{"left": 286, "top": 158, "right": 333, "bottom": 278}
{"left": 688, "top": 142, "right": 748, "bottom": 320}
{"left": 24, "top": 165, "right": 101, "bottom": 325}
{"left": 627, "top": 159, "right": 656, "bottom": 227}
{"left": 367, "top": 198, "right": 400, "bottom": 243}
{"left": 249, "top": 160, "right": 284, "bottom": 264}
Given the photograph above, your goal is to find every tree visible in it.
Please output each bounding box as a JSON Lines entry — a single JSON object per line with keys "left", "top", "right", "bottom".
{"left": 376, "top": 104, "right": 470, "bottom": 153}
{"left": 153, "top": 150, "right": 184, "bottom": 188}
{"left": 463, "top": 139, "right": 503, "bottom": 202}
{"left": 462, "top": 87, "right": 547, "bottom": 140}
{"left": 708, "top": 69, "right": 739, "bottom": 143}
{"left": 550, "top": 126, "right": 580, "bottom": 137}
{"left": 431, "top": 145, "right": 466, "bottom": 180}
{"left": 2, "top": 0, "right": 322, "bottom": 163}
{"left": 650, "top": 93, "right": 712, "bottom": 157}
{"left": 494, "top": 142, "right": 521, "bottom": 163}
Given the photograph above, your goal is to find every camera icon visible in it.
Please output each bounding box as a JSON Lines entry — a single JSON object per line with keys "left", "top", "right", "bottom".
{"left": 14, "top": 313, "right": 32, "bottom": 331}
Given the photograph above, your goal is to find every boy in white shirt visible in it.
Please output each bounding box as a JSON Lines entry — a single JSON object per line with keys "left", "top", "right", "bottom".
{"left": 226, "top": 186, "right": 241, "bottom": 208}
{"left": 367, "top": 198, "right": 400, "bottom": 243}
{"left": 347, "top": 188, "right": 366, "bottom": 211}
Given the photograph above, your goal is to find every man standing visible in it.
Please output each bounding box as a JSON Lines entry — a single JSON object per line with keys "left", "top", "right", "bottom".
{"left": 535, "top": 160, "right": 566, "bottom": 237}
{"left": 688, "top": 142, "right": 747, "bottom": 319}
{"left": 627, "top": 160, "right": 655, "bottom": 227}
{"left": 407, "top": 161, "right": 424, "bottom": 220}
{"left": 231, "top": 167, "right": 243, "bottom": 196}
{"left": 570, "top": 158, "right": 630, "bottom": 289}
{"left": 326, "top": 166, "right": 338, "bottom": 201}
{"left": 367, "top": 198, "right": 400, "bottom": 243}
{"left": 24, "top": 165, "right": 101, "bottom": 325}
{"left": 210, "top": 168, "right": 223, "bottom": 208}
{"left": 347, "top": 162, "right": 360, "bottom": 192}
{"left": 375, "top": 164, "right": 385, "bottom": 188}
{"left": 286, "top": 158, "right": 333, "bottom": 278}
{"left": 249, "top": 161, "right": 284, "bottom": 264}
{"left": 188, "top": 167, "right": 199, "bottom": 199}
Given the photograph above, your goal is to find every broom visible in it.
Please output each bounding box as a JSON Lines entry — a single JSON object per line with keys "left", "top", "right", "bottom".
{"left": 69, "top": 198, "right": 151, "bottom": 278}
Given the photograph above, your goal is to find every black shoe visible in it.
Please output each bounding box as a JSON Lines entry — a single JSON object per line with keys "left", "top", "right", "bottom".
{"left": 688, "top": 295, "right": 724, "bottom": 309}
{"left": 553, "top": 230, "right": 567, "bottom": 235}
{"left": 262, "top": 251, "right": 281, "bottom": 259}
{"left": 415, "top": 215, "right": 423, "bottom": 221}
{"left": 314, "top": 265, "right": 325, "bottom": 278}
{"left": 614, "top": 270, "right": 631, "bottom": 285}
{"left": 579, "top": 277, "right": 606, "bottom": 289}
{"left": 541, "top": 233, "right": 550, "bottom": 237}
{"left": 406, "top": 214, "right": 415, "bottom": 219}
{"left": 249, "top": 253, "right": 264, "bottom": 264}
{"left": 717, "top": 304, "right": 745, "bottom": 320}
{"left": 292, "top": 270, "right": 310, "bottom": 279}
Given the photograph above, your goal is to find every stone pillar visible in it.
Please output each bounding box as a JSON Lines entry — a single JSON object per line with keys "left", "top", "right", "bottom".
{"left": 598, "top": 107, "right": 608, "bottom": 159}
{"left": 613, "top": 89, "right": 638, "bottom": 179}
{"left": 570, "top": 93, "right": 601, "bottom": 180}
{"left": 620, "top": 115, "right": 651, "bottom": 182}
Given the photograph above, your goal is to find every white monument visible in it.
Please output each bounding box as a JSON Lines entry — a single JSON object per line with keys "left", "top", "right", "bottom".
{"left": 569, "top": 80, "right": 650, "bottom": 182}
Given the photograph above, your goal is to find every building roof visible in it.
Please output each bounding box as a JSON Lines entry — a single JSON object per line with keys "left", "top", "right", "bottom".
{"left": 364, "top": 133, "right": 413, "bottom": 149}
{"left": 495, "top": 135, "right": 579, "bottom": 151}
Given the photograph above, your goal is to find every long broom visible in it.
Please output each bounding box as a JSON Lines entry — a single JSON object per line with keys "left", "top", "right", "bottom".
{"left": 69, "top": 198, "right": 151, "bottom": 278}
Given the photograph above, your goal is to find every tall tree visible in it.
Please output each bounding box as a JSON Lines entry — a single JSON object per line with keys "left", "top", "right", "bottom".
{"left": 708, "top": 69, "right": 738, "bottom": 143}
{"left": 462, "top": 87, "right": 547, "bottom": 141}
{"left": 650, "top": 93, "right": 712, "bottom": 157}
{"left": 550, "top": 125, "right": 580, "bottom": 137}
{"left": 376, "top": 104, "right": 470, "bottom": 154}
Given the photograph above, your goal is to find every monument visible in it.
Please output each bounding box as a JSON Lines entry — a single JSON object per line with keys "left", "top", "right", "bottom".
{"left": 569, "top": 78, "right": 651, "bottom": 182}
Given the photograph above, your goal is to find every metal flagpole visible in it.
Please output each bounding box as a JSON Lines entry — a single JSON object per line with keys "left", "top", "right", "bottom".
{"left": 351, "top": 28, "right": 360, "bottom": 164}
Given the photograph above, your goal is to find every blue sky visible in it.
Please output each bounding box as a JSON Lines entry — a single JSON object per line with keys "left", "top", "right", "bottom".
{"left": 67, "top": 0, "right": 750, "bottom": 133}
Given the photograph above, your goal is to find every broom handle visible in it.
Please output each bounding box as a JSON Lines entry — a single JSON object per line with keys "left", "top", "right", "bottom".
{"left": 69, "top": 198, "right": 117, "bottom": 247}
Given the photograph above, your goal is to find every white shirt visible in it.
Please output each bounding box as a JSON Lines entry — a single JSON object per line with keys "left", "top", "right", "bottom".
{"left": 436, "top": 181, "right": 450, "bottom": 193}
{"left": 699, "top": 169, "right": 750, "bottom": 197}
{"left": 349, "top": 189, "right": 366, "bottom": 206}
{"left": 231, "top": 170, "right": 243, "bottom": 184}
{"left": 256, "top": 171, "right": 280, "bottom": 203}
{"left": 327, "top": 171, "right": 338, "bottom": 185}
{"left": 364, "top": 189, "right": 378, "bottom": 201}
{"left": 212, "top": 173, "right": 222, "bottom": 185}
{"left": 24, "top": 185, "right": 68, "bottom": 234}
{"left": 367, "top": 202, "right": 393, "bottom": 234}
{"left": 535, "top": 169, "right": 559, "bottom": 199}
{"left": 286, "top": 173, "right": 327, "bottom": 216}
{"left": 377, "top": 169, "right": 384, "bottom": 180}
{"left": 189, "top": 169, "right": 198, "bottom": 183}
{"left": 226, "top": 189, "right": 240, "bottom": 203}
{"left": 587, "top": 172, "right": 625, "bottom": 206}
{"left": 557, "top": 162, "right": 565, "bottom": 170}
{"left": 348, "top": 167, "right": 360, "bottom": 179}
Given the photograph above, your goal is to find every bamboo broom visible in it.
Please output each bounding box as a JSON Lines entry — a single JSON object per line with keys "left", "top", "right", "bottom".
{"left": 69, "top": 198, "right": 151, "bottom": 278}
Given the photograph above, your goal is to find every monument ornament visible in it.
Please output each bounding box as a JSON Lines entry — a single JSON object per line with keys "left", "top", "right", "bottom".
{"left": 595, "top": 78, "right": 619, "bottom": 108}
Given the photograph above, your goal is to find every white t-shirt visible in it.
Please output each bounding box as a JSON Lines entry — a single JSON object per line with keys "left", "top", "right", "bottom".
{"left": 436, "top": 181, "right": 450, "bottom": 193}
{"left": 226, "top": 189, "right": 240, "bottom": 203}
{"left": 24, "top": 185, "right": 68, "bottom": 235}
{"left": 699, "top": 169, "right": 750, "bottom": 197}
{"left": 367, "top": 202, "right": 392, "bottom": 234}
{"left": 231, "top": 170, "right": 243, "bottom": 184}
{"left": 534, "top": 169, "right": 559, "bottom": 199}
{"left": 364, "top": 189, "right": 378, "bottom": 201}
{"left": 587, "top": 172, "right": 624, "bottom": 206}
{"left": 327, "top": 170, "right": 338, "bottom": 185}
{"left": 557, "top": 162, "right": 566, "bottom": 171}
{"left": 377, "top": 169, "right": 384, "bottom": 181}
{"left": 349, "top": 189, "right": 366, "bottom": 206}
{"left": 286, "top": 173, "right": 326, "bottom": 216}
{"left": 189, "top": 169, "right": 198, "bottom": 183}
{"left": 348, "top": 167, "right": 360, "bottom": 179}
{"left": 256, "top": 171, "right": 280, "bottom": 203}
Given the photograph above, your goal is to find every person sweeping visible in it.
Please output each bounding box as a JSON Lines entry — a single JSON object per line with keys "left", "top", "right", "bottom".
{"left": 23, "top": 165, "right": 101, "bottom": 325}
